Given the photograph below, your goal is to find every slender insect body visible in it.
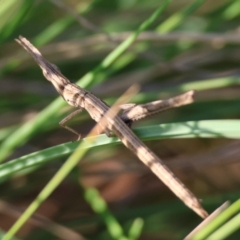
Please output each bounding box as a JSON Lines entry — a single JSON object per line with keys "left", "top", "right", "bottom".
{"left": 16, "top": 36, "right": 208, "bottom": 219}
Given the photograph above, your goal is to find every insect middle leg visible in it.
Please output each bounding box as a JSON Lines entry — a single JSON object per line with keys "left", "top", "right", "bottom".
{"left": 59, "top": 108, "right": 83, "bottom": 140}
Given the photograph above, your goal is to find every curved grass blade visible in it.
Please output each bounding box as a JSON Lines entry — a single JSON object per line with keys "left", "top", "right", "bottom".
{"left": 1, "top": 120, "right": 240, "bottom": 181}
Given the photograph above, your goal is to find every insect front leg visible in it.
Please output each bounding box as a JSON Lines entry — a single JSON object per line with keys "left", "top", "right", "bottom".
{"left": 59, "top": 108, "right": 83, "bottom": 141}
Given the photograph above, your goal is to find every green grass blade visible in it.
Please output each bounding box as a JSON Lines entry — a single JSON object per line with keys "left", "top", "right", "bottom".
{"left": 157, "top": 0, "right": 205, "bottom": 33}
{"left": 33, "top": 2, "right": 93, "bottom": 46}
{"left": 192, "top": 199, "right": 240, "bottom": 239}
{"left": 1, "top": 120, "right": 240, "bottom": 181}
{"left": 79, "top": 0, "right": 171, "bottom": 88}
{"left": 206, "top": 214, "right": 240, "bottom": 240}
{"left": 0, "top": 0, "right": 33, "bottom": 43}
{"left": 92, "top": 0, "right": 207, "bottom": 90}
{"left": 2, "top": 131, "right": 99, "bottom": 240}
{"left": 222, "top": 0, "right": 240, "bottom": 20}
{"left": 128, "top": 218, "right": 144, "bottom": 240}
{"left": 0, "top": 99, "right": 63, "bottom": 162}
{"left": 169, "top": 77, "right": 240, "bottom": 92}
{"left": 0, "top": 1, "right": 93, "bottom": 73}
{"left": 84, "top": 188, "right": 128, "bottom": 240}
{"left": 0, "top": 126, "right": 17, "bottom": 143}
{"left": 0, "top": 0, "right": 21, "bottom": 23}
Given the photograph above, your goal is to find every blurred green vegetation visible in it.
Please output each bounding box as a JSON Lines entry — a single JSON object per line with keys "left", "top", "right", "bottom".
{"left": 0, "top": 0, "right": 240, "bottom": 239}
